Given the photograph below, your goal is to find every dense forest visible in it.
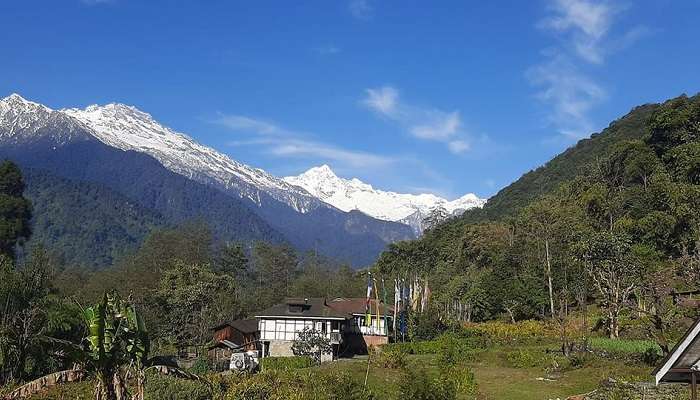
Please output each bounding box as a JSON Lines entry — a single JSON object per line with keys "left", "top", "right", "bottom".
{"left": 375, "top": 94, "right": 700, "bottom": 349}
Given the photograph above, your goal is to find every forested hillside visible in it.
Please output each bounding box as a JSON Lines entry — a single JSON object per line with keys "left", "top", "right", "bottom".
{"left": 23, "top": 169, "right": 166, "bottom": 266}
{"left": 472, "top": 102, "right": 660, "bottom": 221}
{"left": 376, "top": 94, "right": 700, "bottom": 345}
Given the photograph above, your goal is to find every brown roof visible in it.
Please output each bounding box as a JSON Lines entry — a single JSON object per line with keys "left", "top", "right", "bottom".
{"left": 254, "top": 298, "right": 350, "bottom": 320}
{"left": 212, "top": 318, "right": 259, "bottom": 333}
{"left": 328, "top": 297, "right": 394, "bottom": 316}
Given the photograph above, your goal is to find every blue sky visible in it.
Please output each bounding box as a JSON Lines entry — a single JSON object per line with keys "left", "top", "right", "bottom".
{"left": 2, "top": 1, "right": 699, "bottom": 199}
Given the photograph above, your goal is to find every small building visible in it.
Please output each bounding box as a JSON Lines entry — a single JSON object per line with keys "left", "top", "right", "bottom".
{"left": 653, "top": 318, "right": 700, "bottom": 400}
{"left": 255, "top": 298, "right": 349, "bottom": 362}
{"left": 328, "top": 297, "right": 393, "bottom": 349}
{"left": 209, "top": 318, "right": 259, "bottom": 370}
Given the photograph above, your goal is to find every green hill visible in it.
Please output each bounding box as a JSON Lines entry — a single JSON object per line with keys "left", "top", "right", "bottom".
{"left": 475, "top": 101, "right": 662, "bottom": 221}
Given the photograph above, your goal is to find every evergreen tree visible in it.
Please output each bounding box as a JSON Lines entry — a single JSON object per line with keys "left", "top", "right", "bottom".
{"left": 0, "top": 160, "right": 31, "bottom": 259}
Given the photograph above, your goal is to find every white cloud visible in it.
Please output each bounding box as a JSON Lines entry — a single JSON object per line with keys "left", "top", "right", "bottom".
{"left": 349, "top": 0, "right": 373, "bottom": 20}
{"left": 216, "top": 115, "right": 282, "bottom": 135}
{"left": 410, "top": 111, "right": 461, "bottom": 141}
{"left": 313, "top": 45, "right": 341, "bottom": 55}
{"left": 448, "top": 140, "right": 470, "bottom": 154}
{"left": 268, "top": 140, "right": 393, "bottom": 168}
{"left": 213, "top": 114, "right": 394, "bottom": 169}
{"left": 531, "top": 0, "right": 646, "bottom": 141}
{"left": 539, "top": 0, "right": 618, "bottom": 64}
{"left": 363, "top": 86, "right": 398, "bottom": 115}
{"left": 361, "top": 86, "right": 470, "bottom": 154}
{"left": 527, "top": 55, "right": 606, "bottom": 139}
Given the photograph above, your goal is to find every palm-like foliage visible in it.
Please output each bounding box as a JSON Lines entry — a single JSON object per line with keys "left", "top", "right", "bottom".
{"left": 4, "top": 291, "right": 201, "bottom": 400}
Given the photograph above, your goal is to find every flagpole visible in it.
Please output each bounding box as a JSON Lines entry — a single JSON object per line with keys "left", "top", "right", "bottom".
{"left": 381, "top": 278, "right": 388, "bottom": 338}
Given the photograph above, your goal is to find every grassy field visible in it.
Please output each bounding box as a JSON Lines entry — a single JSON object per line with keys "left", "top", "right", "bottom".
{"left": 322, "top": 343, "right": 653, "bottom": 400}
{"left": 2, "top": 334, "right": 663, "bottom": 400}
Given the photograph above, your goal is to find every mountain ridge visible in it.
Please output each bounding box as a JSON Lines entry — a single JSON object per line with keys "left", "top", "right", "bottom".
{"left": 0, "top": 93, "right": 415, "bottom": 266}
{"left": 284, "top": 164, "right": 485, "bottom": 233}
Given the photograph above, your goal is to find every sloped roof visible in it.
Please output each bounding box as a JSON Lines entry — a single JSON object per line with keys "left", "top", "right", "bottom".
{"left": 254, "top": 298, "right": 350, "bottom": 320}
{"left": 328, "top": 297, "right": 394, "bottom": 316}
{"left": 212, "top": 318, "right": 259, "bottom": 333}
{"left": 653, "top": 318, "right": 700, "bottom": 384}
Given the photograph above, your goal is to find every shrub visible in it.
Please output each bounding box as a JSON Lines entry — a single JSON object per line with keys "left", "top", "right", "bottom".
{"left": 291, "top": 327, "right": 332, "bottom": 364}
{"left": 259, "top": 356, "right": 314, "bottom": 372}
{"left": 373, "top": 347, "right": 408, "bottom": 369}
{"left": 505, "top": 349, "right": 548, "bottom": 369}
{"left": 461, "top": 320, "right": 555, "bottom": 345}
{"left": 144, "top": 373, "right": 211, "bottom": 400}
{"left": 221, "top": 369, "right": 375, "bottom": 400}
{"left": 398, "top": 367, "right": 455, "bottom": 400}
{"left": 444, "top": 366, "right": 477, "bottom": 397}
{"left": 436, "top": 333, "right": 472, "bottom": 366}
{"left": 642, "top": 346, "right": 663, "bottom": 365}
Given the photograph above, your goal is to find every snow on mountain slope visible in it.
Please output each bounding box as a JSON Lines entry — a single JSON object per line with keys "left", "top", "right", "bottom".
{"left": 284, "top": 165, "right": 486, "bottom": 232}
{"left": 0, "top": 94, "right": 92, "bottom": 145}
{"left": 63, "top": 103, "right": 319, "bottom": 212}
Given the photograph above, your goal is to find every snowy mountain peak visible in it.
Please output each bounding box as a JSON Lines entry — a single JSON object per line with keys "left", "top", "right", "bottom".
{"left": 1, "top": 93, "right": 53, "bottom": 112}
{"left": 284, "top": 165, "right": 486, "bottom": 233}
{"left": 0, "top": 93, "right": 90, "bottom": 143}
{"left": 62, "top": 102, "right": 319, "bottom": 213}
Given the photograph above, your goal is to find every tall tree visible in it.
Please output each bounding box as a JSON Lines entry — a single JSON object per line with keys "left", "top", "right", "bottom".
{"left": 575, "top": 231, "right": 640, "bottom": 339}
{"left": 0, "top": 160, "right": 31, "bottom": 259}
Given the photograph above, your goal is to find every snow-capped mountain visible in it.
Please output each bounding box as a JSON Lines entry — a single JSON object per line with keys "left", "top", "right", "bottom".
{"left": 284, "top": 165, "right": 486, "bottom": 233}
{"left": 0, "top": 93, "right": 416, "bottom": 266}
{"left": 0, "top": 94, "right": 93, "bottom": 145}
{"left": 63, "top": 103, "right": 319, "bottom": 213}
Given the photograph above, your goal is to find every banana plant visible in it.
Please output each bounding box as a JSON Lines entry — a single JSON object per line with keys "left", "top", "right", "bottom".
{"left": 3, "top": 291, "right": 203, "bottom": 400}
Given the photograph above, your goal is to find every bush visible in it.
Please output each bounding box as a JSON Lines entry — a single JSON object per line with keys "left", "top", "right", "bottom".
{"left": 642, "top": 346, "right": 663, "bottom": 365}
{"left": 398, "top": 367, "right": 455, "bottom": 400}
{"left": 373, "top": 347, "right": 408, "bottom": 369}
{"left": 461, "top": 320, "right": 555, "bottom": 345}
{"left": 259, "top": 356, "right": 314, "bottom": 371}
{"left": 436, "top": 333, "right": 475, "bottom": 366}
{"left": 505, "top": 349, "right": 549, "bottom": 369}
{"left": 444, "top": 366, "right": 478, "bottom": 397}
{"left": 144, "top": 373, "right": 211, "bottom": 400}
{"left": 221, "top": 370, "right": 375, "bottom": 400}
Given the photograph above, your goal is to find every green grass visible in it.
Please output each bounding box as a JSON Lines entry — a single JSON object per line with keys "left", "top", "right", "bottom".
{"left": 321, "top": 343, "right": 653, "bottom": 400}
{"left": 2, "top": 339, "right": 658, "bottom": 400}
{"left": 588, "top": 337, "right": 662, "bottom": 355}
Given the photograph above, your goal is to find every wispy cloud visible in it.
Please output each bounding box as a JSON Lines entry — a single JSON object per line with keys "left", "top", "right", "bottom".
{"left": 539, "top": 0, "right": 619, "bottom": 64}
{"left": 349, "top": 0, "right": 373, "bottom": 20}
{"left": 530, "top": 0, "right": 646, "bottom": 141}
{"left": 313, "top": 45, "right": 341, "bottom": 55}
{"left": 213, "top": 114, "right": 394, "bottom": 169}
{"left": 361, "top": 86, "right": 471, "bottom": 154}
{"left": 527, "top": 55, "right": 606, "bottom": 139}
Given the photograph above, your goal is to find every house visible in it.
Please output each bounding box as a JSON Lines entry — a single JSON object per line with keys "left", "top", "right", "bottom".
{"left": 653, "top": 318, "right": 700, "bottom": 400}
{"left": 209, "top": 318, "right": 259, "bottom": 370}
{"left": 254, "top": 298, "right": 349, "bottom": 362}
{"left": 328, "top": 297, "right": 393, "bottom": 349}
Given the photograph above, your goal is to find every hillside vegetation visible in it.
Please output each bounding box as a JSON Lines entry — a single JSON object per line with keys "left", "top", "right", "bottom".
{"left": 375, "top": 93, "right": 700, "bottom": 345}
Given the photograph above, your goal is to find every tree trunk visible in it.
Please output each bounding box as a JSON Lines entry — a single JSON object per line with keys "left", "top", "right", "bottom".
{"left": 545, "top": 239, "right": 555, "bottom": 317}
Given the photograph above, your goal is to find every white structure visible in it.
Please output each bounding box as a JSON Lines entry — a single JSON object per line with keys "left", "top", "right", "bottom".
{"left": 255, "top": 298, "right": 348, "bottom": 362}
{"left": 654, "top": 318, "right": 700, "bottom": 399}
